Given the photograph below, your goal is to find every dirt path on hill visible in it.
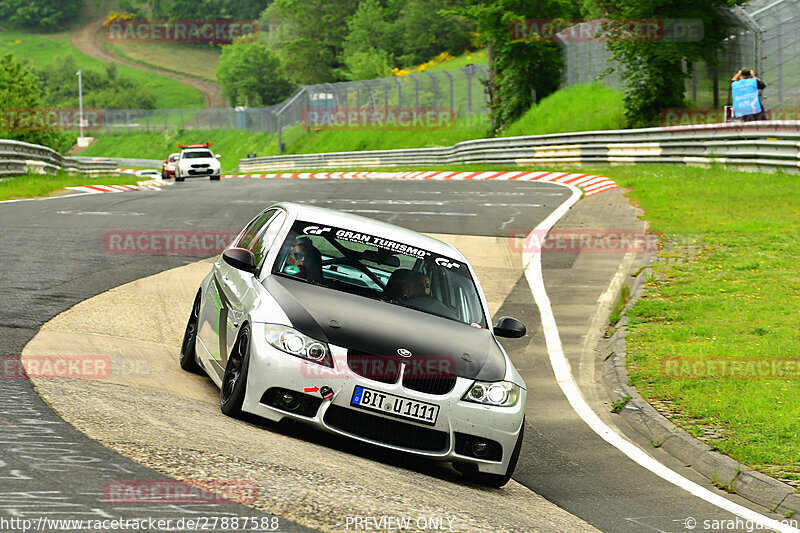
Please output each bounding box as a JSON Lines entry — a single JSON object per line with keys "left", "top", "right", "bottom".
{"left": 71, "top": 17, "right": 225, "bottom": 108}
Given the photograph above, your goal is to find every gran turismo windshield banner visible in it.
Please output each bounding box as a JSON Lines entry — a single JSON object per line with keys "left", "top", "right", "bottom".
{"left": 297, "top": 222, "right": 469, "bottom": 275}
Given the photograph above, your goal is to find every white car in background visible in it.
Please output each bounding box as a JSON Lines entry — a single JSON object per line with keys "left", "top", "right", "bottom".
{"left": 174, "top": 142, "right": 221, "bottom": 182}
{"left": 134, "top": 169, "right": 161, "bottom": 179}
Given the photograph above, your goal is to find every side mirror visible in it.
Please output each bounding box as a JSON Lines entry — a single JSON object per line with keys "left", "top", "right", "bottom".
{"left": 493, "top": 316, "right": 526, "bottom": 338}
{"left": 222, "top": 248, "right": 258, "bottom": 275}
{"left": 215, "top": 154, "right": 221, "bottom": 159}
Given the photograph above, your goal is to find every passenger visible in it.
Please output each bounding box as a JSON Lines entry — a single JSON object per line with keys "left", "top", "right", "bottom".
{"left": 402, "top": 272, "right": 431, "bottom": 299}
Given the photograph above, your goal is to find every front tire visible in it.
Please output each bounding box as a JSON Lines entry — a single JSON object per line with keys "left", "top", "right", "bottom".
{"left": 179, "top": 291, "right": 202, "bottom": 373}
{"left": 210, "top": 175, "right": 221, "bottom": 181}
{"left": 454, "top": 418, "right": 525, "bottom": 488}
{"left": 220, "top": 324, "right": 250, "bottom": 418}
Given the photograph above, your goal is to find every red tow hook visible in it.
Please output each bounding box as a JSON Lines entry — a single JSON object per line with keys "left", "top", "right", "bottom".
{"left": 320, "top": 386, "right": 334, "bottom": 400}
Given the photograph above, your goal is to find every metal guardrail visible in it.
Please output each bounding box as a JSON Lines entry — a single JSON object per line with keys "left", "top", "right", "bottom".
{"left": 238, "top": 122, "right": 800, "bottom": 174}
{"left": 0, "top": 140, "right": 121, "bottom": 177}
{"left": 72, "top": 156, "right": 163, "bottom": 169}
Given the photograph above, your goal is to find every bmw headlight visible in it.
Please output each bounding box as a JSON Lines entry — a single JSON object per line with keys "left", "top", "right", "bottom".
{"left": 463, "top": 381, "right": 520, "bottom": 407}
{"left": 265, "top": 324, "right": 333, "bottom": 367}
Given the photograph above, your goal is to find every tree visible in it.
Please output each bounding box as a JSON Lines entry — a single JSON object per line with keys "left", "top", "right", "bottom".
{"left": 36, "top": 56, "right": 159, "bottom": 109}
{"left": 149, "top": 0, "right": 273, "bottom": 19}
{"left": 453, "top": 0, "right": 579, "bottom": 133}
{"left": 219, "top": 0, "right": 274, "bottom": 19}
{"left": 261, "top": 0, "right": 359, "bottom": 85}
{"left": 387, "top": 0, "right": 472, "bottom": 67}
{"left": 0, "top": 53, "right": 71, "bottom": 152}
{"left": 340, "top": 0, "right": 392, "bottom": 80}
{"left": 0, "top": 0, "right": 82, "bottom": 30}
{"left": 584, "top": 0, "right": 747, "bottom": 127}
{"left": 216, "top": 39, "right": 295, "bottom": 106}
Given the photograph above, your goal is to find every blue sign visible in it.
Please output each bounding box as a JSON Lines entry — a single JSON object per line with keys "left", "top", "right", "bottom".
{"left": 732, "top": 78, "right": 762, "bottom": 118}
{"left": 352, "top": 386, "right": 363, "bottom": 405}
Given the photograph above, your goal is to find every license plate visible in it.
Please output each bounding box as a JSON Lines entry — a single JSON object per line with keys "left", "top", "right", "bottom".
{"left": 351, "top": 386, "right": 439, "bottom": 426}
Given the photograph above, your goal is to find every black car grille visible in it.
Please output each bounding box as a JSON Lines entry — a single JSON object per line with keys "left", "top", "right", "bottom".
{"left": 324, "top": 405, "right": 448, "bottom": 452}
{"left": 402, "top": 358, "right": 457, "bottom": 395}
{"left": 347, "top": 351, "right": 401, "bottom": 384}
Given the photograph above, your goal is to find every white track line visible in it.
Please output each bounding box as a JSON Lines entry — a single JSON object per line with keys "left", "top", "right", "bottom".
{"left": 523, "top": 182, "right": 796, "bottom": 533}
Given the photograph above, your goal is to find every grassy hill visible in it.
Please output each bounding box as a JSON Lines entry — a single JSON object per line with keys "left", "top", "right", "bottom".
{"left": 502, "top": 83, "right": 625, "bottom": 137}
{"left": 0, "top": 29, "right": 204, "bottom": 109}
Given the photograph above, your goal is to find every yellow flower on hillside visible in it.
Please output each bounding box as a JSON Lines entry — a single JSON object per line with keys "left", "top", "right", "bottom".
{"left": 103, "top": 11, "right": 134, "bottom": 27}
{"left": 434, "top": 52, "right": 455, "bottom": 63}
{"left": 14, "top": 40, "right": 21, "bottom": 44}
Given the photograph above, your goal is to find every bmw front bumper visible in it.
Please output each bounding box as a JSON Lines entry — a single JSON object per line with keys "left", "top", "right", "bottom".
{"left": 242, "top": 323, "right": 526, "bottom": 476}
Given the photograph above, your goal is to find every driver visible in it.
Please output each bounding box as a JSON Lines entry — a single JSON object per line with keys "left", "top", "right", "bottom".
{"left": 401, "top": 272, "right": 431, "bottom": 299}
{"left": 285, "top": 237, "right": 323, "bottom": 282}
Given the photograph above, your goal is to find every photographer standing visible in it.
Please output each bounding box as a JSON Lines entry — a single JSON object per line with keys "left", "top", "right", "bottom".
{"left": 731, "top": 68, "right": 767, "bottom": 121}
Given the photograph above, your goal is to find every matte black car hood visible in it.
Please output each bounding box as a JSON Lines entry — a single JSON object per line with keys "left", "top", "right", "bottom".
{"left": 264, "top": 275, "right": 506, "bottom": 381}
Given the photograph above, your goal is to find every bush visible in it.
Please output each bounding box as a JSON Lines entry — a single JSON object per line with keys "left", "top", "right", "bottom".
{"left": 36, "top": 57, "right": 159, "bottom": 109}
{"left": 0, "top": 53, "right": 72, "bottom": 152}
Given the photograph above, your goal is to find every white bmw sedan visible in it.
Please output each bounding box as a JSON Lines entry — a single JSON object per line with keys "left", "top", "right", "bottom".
{"left": 180, "top": 202, "right": 528, "bottom": 486}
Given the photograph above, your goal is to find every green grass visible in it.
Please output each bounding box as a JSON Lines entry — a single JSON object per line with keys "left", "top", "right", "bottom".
{"left": 80, "top": 129, "right": 277, "bottom": 172}
{"left": 502, "top": 83, "right": 625, "bottom": 137}
{"left": 581, "top": 164, "right": 800, "bottom": 483}
{"left": 105, "top": 40, "right": 220, "bottom": 82}
{"left": 277, "top": 116, "right": 491, "bottom": 155}
{"left": 421, "top": 48, "right": 488, "bottom": 72}
{"left": 0, "top": 29, "right": 204, "bottom": 109}
{"left": 0, "top": 171, "right": 154, "bottom": 200}
{"left": 609, "top": 283, "right": 632, "bottom": 328}
{"left": 79, "top": 117, "right": 492, "bottom": 169}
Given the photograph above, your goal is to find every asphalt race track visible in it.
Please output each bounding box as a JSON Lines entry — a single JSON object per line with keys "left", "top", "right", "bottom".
{"left": 0, "top": 178, "right": 780, "bottom": 532}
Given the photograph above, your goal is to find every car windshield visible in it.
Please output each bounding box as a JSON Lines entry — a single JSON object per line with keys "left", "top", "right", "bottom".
{"left": 272, "top": 221, "right": 487, "bottom": 327}
{"left": 183, "top": 150, "right": 213, "bottom": 159}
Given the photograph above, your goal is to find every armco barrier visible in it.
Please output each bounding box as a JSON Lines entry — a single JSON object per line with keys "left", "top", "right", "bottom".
{"left": 0, "top": 139, "right": 119, "bottom": 177}
{"left": 72, "top": 156, "right": 163, "bottom": 169}
{"left": 238, "top": 121, "right": 800, "bottom": 174}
